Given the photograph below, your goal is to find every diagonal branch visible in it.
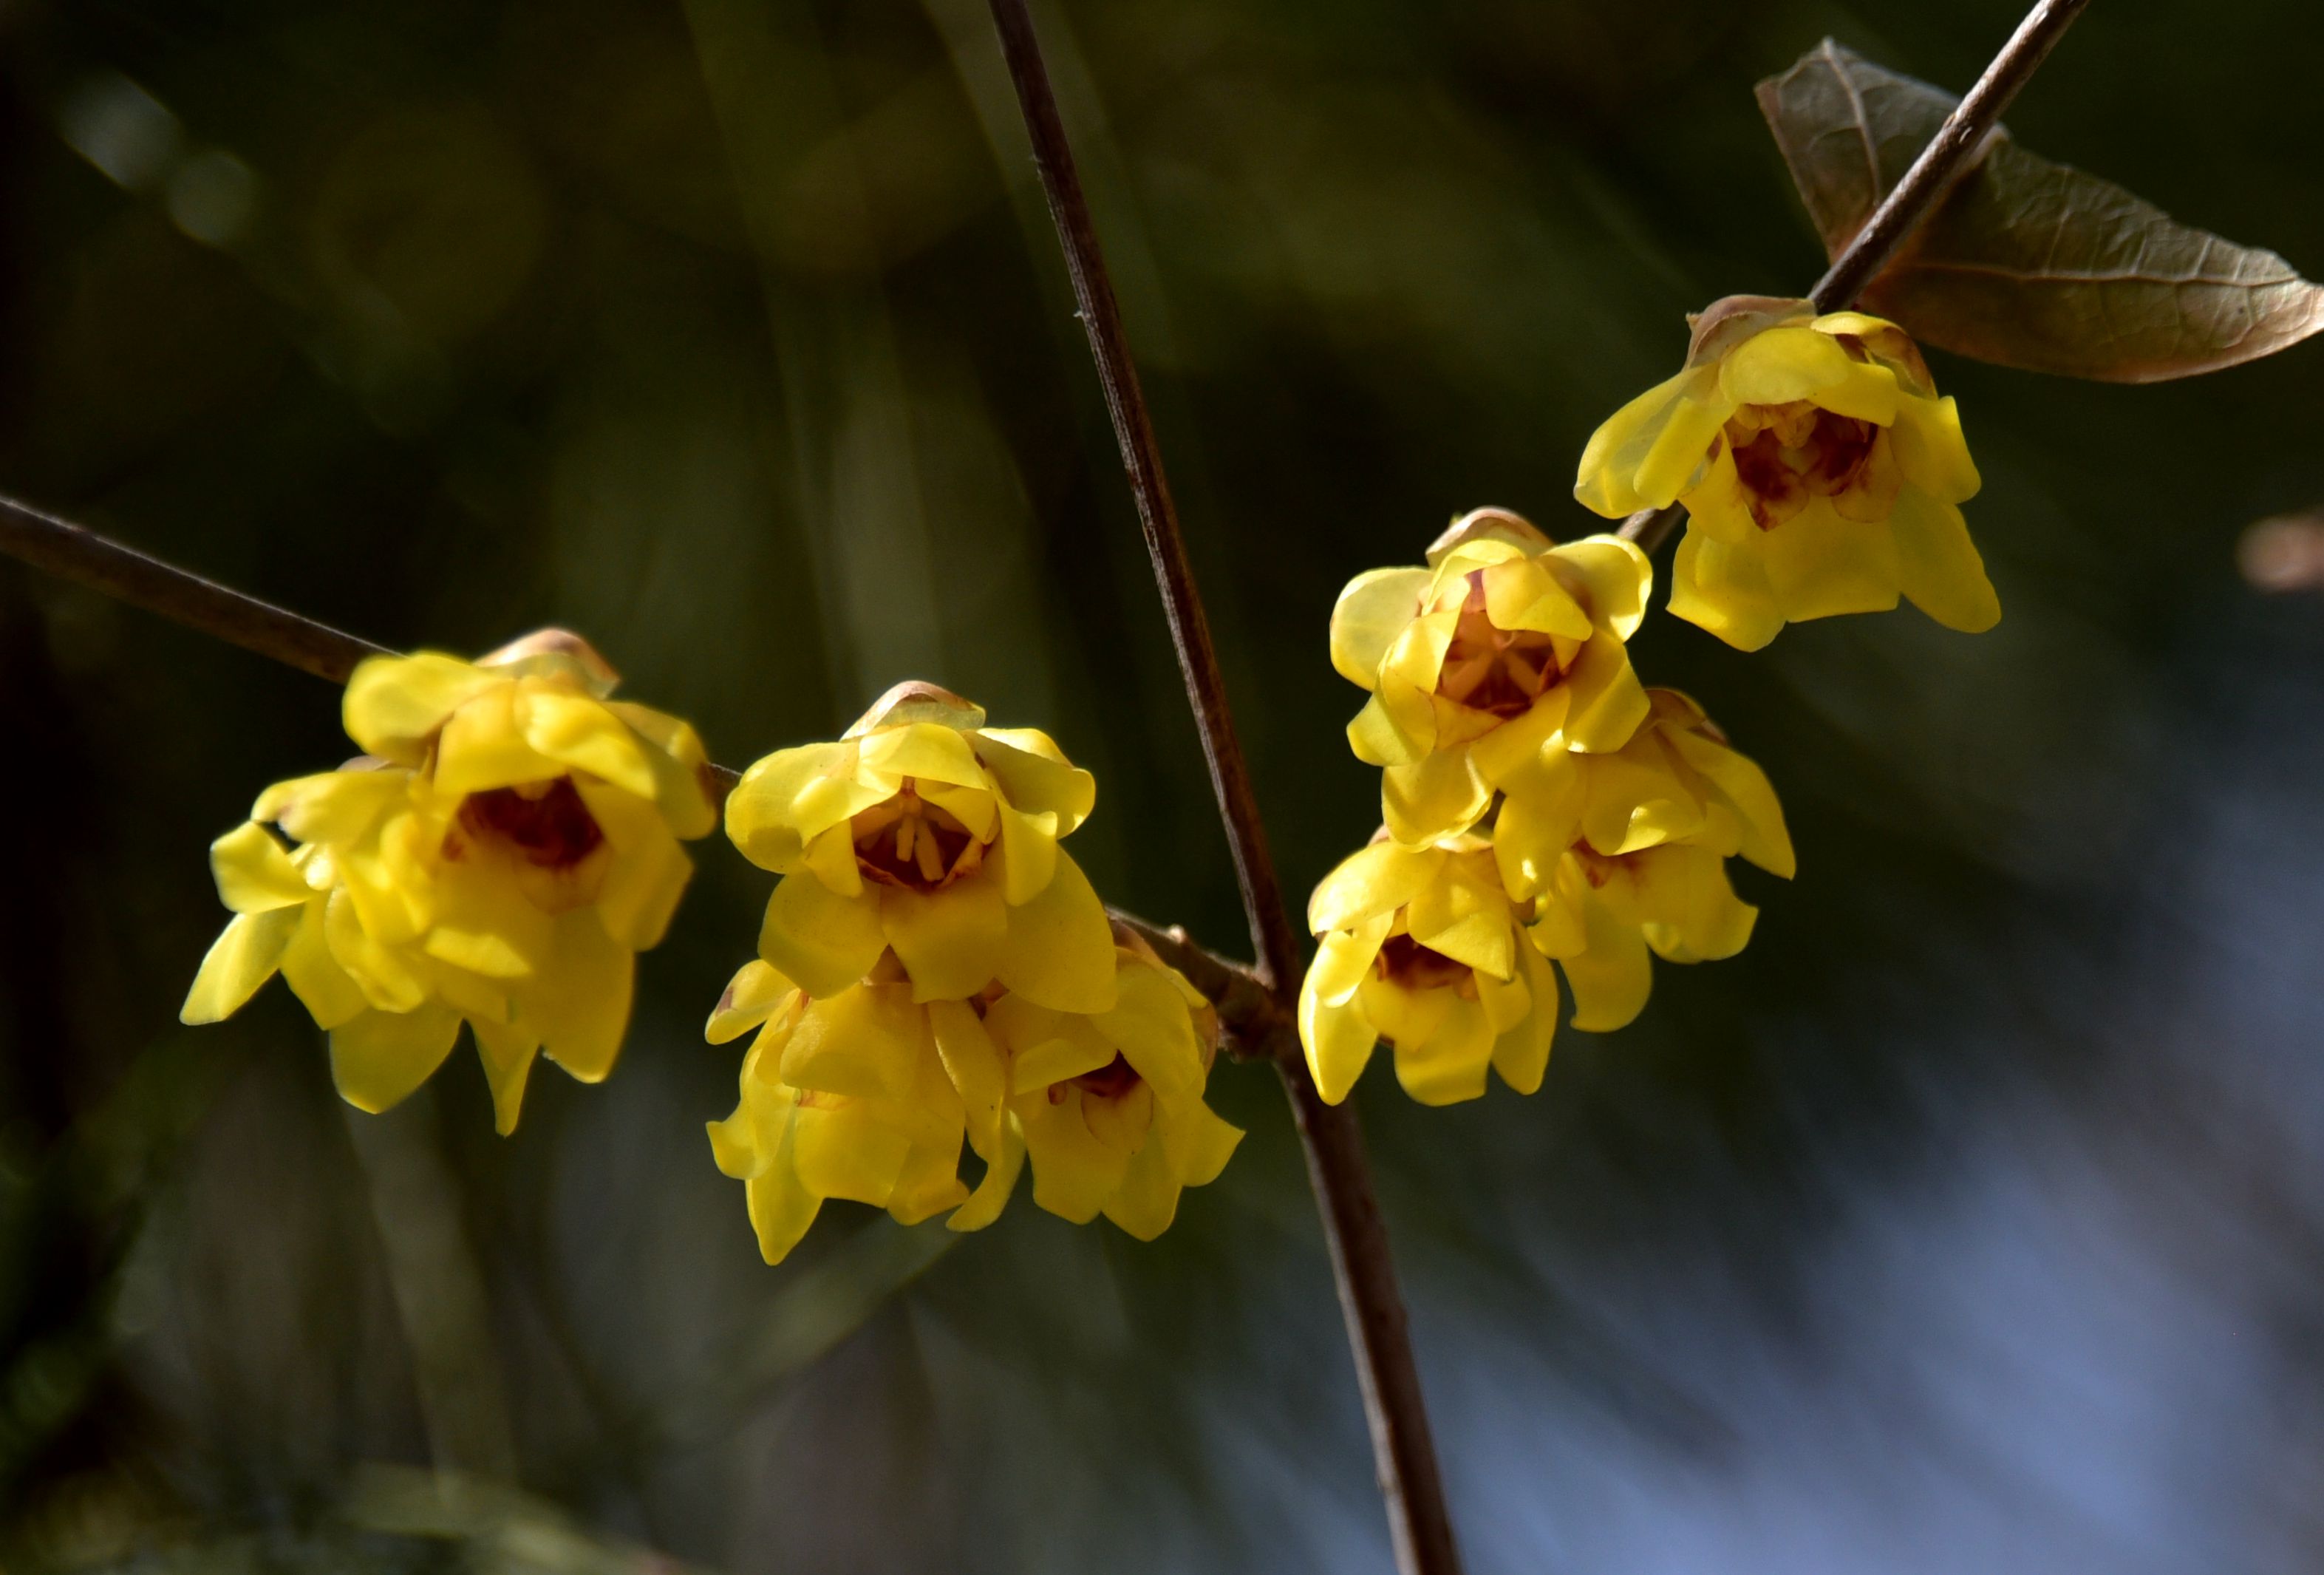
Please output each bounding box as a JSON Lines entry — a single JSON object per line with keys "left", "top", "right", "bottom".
{"left": 981, "top": 4, "right": 1461, "bottom": 1573}
{"left": 1620, "top": 0, "right": 2093, "bottom": 557}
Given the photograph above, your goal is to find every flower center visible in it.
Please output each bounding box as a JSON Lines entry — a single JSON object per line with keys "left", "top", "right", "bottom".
{"left": 1435, "top": 571, "right": 1561, "bottom": 718}
{"left": 459, "top": 778, "right": 604, "bottom": 868}
{"left": 1063, "top": 1053, "right": 1142, "bottom": 1103}
{"left": 1724, "top": 401, "right": 1881, "bottom": 530}
{"left": 851, "top": 780, "right": 984, "bottom": 892}
{"left": 1374, "top": 933, "right": 1474, "bottom": 993}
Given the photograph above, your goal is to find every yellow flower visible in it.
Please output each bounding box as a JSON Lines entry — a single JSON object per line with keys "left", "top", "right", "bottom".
{"left": 1296, "top": 834, "right": 1559, "bottom": 1106}
{"left": 1575, "top": 298, "right": 1995, "bottom": 650}
{"left": 1330, "top": 508, "right": 1653, "bottom": 846}
{"left": 978, "top": 928, "right": 1244, "bottom": 1239}
{"left": 704, "top": 959, "right": 984, "bottom": 1266}
{"left": 703, "top": 927, "right": 1241, "bottom": 1260}
{"left": 723, "top": 681, "right": 1116, "bottom": 1013}
{"left": 181, "top": 630, "right": 715, "bottom": 1132}
{"left": 1511, "top": 691, "right": 1794, "bottom": 1032}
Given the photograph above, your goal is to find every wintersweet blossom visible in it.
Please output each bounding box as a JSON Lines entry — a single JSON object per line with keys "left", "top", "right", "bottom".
{"left": 181, "top": 631, "right": 716, "bottom": 1131}
{"left": 723, "top": 683, "right": 1116, "bottom": 1013}
{"left": 1575, "top": 298, "right": 1994, "bottom": 650}
{"left": 1513, "top": 691, "right": 1795, "bottom": 1031}
{"left": 1296, "top": 834, "right": 1559, "bottom": 1106}
{"left": 1329, "top": 509, "right": 1653, "bottom": 846}
{"left": 704, "top": 926, "right": 1241, "bottom": 1262}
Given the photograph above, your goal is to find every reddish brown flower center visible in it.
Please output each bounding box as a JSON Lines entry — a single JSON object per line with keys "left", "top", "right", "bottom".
{"left": 1062, "top": 1052, "right": 1142, "bottom": 1103}
{"left": 1435, "top": 571, "right": 1562, "bottom": 718}
{"left": 1723, "top": 401, "right": 1881, "bottom": 531}
{"left": 851, "top": 780, "right": 982, "bottom": 892}
{"left": 458, "top": 778, "right": 604, "bottom": 868}
{"left": 1374, "top": 933, "right": 1473, "bottom": 993}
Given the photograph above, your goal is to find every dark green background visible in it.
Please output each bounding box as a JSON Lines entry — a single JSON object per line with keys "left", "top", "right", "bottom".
{"left": 4, "top": 1, "right": 2321, "bottom": 1570}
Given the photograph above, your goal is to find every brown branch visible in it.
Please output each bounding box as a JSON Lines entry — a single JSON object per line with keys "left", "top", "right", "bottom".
{"left": 0, "top": 494, "right": 391, "bottom": 681}
{"left": 1619, "top": 0, "right": 2091, "bottom": 559}
{"left": 982, "top": 4, "right": 1462, "bottom": 1572}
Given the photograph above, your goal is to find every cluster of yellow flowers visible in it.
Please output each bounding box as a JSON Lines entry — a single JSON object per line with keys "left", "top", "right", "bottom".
{"left": 184, "top": 658, "right": 1238, "bottom": 1265}
{"left": 708, "top": 682, "right": 1239, "bottom": 1262}
{"left": 180, "top": 300, "right": 1986, "bottom": 1261}
{"left": 1298, "top": 304, "right": 1992, "bottom": 1105}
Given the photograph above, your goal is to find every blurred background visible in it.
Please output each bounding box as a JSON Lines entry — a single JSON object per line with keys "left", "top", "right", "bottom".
{"left": 3, "top": 0, "right": 2322, "bottom": 1569}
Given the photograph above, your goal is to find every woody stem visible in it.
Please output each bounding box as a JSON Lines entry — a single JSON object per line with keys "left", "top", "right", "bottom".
{"left": 982, "top": 3, "right": 1461, "bottom": 1572}
{"left": 1619, "top": 0, "right": 2093, "bottom": 557}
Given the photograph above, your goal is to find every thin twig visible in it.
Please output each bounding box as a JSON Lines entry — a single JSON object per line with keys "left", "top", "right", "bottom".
{"left": 0, "top": 494, "right": 390, "bottom": 681}
{"left": 1618, "top": 0, "right": 2093, "bottom": 559}
{"left": 981, "top": 4, "right": 1462, "bottom": 1572}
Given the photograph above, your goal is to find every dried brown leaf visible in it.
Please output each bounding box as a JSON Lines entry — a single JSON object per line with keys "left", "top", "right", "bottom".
{"left": 1757, "top": 39, "right": 2324, "bottom": 382}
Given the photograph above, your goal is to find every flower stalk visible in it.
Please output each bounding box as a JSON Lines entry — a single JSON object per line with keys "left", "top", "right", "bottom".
{"left": 1621, "top": 0, "right": 2093, "bottom": 557}
{"left": 982, "top": 1, "right": 1460, "bottom": 1571}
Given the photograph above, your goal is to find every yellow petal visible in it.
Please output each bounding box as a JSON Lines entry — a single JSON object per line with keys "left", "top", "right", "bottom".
{"left": 995, "top": 801, "right": 1059, "bottom": 905}
{"left": 887, "top": 1141, "right": 972, "bottom": 1226}
{"left": 1403, "top": 855, "right": 1514, "bottom": 979}
{"left": 1889, "top": 394, "right": 1981, "bottom": 505}
{"left": 1299, "top": 973, "right": 1378, "bottom": 1103}
{"left": 1560, "top": 897, "right": 1654, "bottom": 1033}
{"left": 471, "top": 1016, "right": 541, "bottom": 1135}
{"left": 1580, "top": 745, "right": 1705, "bottom": 858}
{"left": 323, "top": 886, "right": 432, "bottom": 1014}
{"left": 1669, "top": 529, "right": 1786, "bottom": 653}
{"left": 793, "top": 1103, "right": 914, "bottom": 1206}
{"left": 581, "top": 796, "right": 694, "bottom": 952}
{"left": 1390, "top": 996, "right": 1493, "bottom": 1106}
{"left": 724, "top": 744, "right": 864, "bottom": 874}
{"left": 1346, "top": 691, "right": 1422, "bottom": 769}
{"left": 1670, "top": 732, "right": 1796, "bottom": 880}
{"left": 1329, "top": 568, "right": 1431, "bottom": 687}
{"left": 1719, "top": 325, "right": 1869, "bottom": 413}
{"left": 1008, "top": 1024, "right": 1118, "bottom": 1092}
{"left": 1493, "top": 769, "right": 1584, "bottom": 902}
{"left": 343, "top": 653, "right": 498, "bottom": 765}
{"left": 1479, "top": 557, "right": 1592, "bottom": 642}
{"left": 927, "top": 999, "right": 1007, "bottom": 1160}
{"left": 1382, "top": 748, "right": 1490, "bottom": 846}
{"left": 526, "top": 911, "right": 633, "bottom": 1082}
{"left": 1549, "top": 536, "right": 1655, "bottom": 640}
{"left": 1309, "top": 914, "right": 1391, "bottom": 1007}
{"left": 1466, "top": 687, "right": 1572, "bottom": 790}
{"left": 254, "top": 769, "right": 409, "bottom": 846}
{"left": 209, "top": 822, "right": 310, "bottom": 913}
{"left": 858, "top": 722, "right": 988, "bottom": 793}
{"left": 948, "top": 1114, "right": 1025, "bottom": 1233}
{"left": 992, "top": 849, "right": 1118, "bottom": 1013}
{"left": 279, "top": 902, "right": 369, "bottom": 1029}
{"left": 1575, "top": 366, "right": 1715, "bottom": 516}
{"left": 780, "top": 982, "right": 925, "bottom": 1099}
{"left": 519, "top": 690, "right": 657, "bottom": 800}
{"left": 1489, "top": 945, "right": 1557, "bottom": 1095}
{"left": 1557, "top": 632, "right": 1651, "bottom": 754}
{"left": 1762, "top": 498, "right": 1902, "bottom": 624}
{"left": 1629, "top": 390, "right": 1733, "bottom": 512}
{"left": 1307, "top": 843, "right": 1445, "bottom": 933}
{"left": 604, "top": 701, "right": 718, "bottom": 840}
{"left": 757, "top": 872, "right": 888, "bottom": 999}
{"left": 434, "top": 684, "right": 556, "bottom": 798}
{"left": 745, "top": 1146, "right": 824, "bottom": 1266}
{"left": 423, "top": 859, "right": 553, "bottom": 981}
{"left": 1156, "top": 1098, "right": 1242, "bottom": 1187}
{"left": 1019, "top": 1091, "right": 1128, "bottom": 1224}
{"left": 882, "top": 866, "right": 1009, "bottom": 1003}
{"left": 972, "top": 729, "right": 1096, "bottom": 834}
{"left": 1891, "top": 489, "right": 2000, "bottom": 634}
{"left": 180, "top": 908, "right": 299, "bottom": 1024}
{"left": 1092, "top": 961, "right": 1202, "bottom": 1099}
{"left": 329, "top": 1004, "right": 463, "bottom": 1115}
{"left": 1101, "top": 1137, "right": 1180, "bottom": 1241}
{"left": 706, "top": 959, "right": 797, "bottom": 1044}
{"left": 1081, "top": 1081, "right": 1154, "bottom": 1155}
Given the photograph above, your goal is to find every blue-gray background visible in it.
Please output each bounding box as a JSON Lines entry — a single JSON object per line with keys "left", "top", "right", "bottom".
{"left": 3, "top": 1, "right": 2320, "bottom": 1571}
